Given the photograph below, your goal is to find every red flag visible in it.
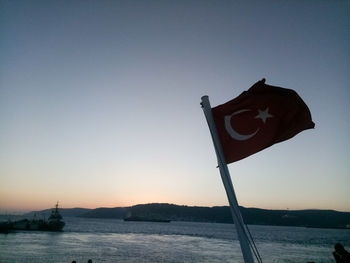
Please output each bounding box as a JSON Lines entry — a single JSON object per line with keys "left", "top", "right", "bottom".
{"left": 212, "top": 79, "right": 315, "bottom": 164}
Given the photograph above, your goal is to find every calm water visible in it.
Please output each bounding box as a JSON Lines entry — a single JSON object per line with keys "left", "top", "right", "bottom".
{"left": 0, "top": 217, "right": 349, "bottom": 263}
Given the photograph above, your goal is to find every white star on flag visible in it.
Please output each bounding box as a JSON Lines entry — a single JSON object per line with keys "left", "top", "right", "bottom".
{"left": 255, "top": 108, "right": 273, "bottom": 123}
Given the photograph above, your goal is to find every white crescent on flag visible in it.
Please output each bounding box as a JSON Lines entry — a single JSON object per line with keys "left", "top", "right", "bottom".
{"left": 224, "top": 109, "right": 260, "bottom": 141}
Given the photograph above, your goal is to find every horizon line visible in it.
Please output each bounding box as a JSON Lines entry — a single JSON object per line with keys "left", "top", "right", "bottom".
{"left": 2, "top": 202, "right": 349, "bottom": 215}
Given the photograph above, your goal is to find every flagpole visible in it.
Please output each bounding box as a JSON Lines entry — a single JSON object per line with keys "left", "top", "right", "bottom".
{"left": 201, "top": 95, "right": 255, "bottom": 263}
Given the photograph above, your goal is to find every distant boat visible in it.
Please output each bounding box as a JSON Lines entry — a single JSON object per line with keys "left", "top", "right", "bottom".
{"left": 0, "top": 221, "right": 12, "bottom": 234}
{"left": 124, "top": 216, "right": 170, "bottom": 223}
{"left": 0, "top": 202, "right": 65, "bottom": 233}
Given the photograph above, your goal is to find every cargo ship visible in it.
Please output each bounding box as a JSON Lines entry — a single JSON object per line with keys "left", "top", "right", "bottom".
{"left": 124, "top": 216, "right": 170, "bottom": 223}
{"left": 0, "top": 202, "right": 65, "bottom": 233}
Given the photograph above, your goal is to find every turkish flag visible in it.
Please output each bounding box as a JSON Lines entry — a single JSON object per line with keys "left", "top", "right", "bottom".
{"left": 212, "top": 79, "right": 315, "bottom": 164}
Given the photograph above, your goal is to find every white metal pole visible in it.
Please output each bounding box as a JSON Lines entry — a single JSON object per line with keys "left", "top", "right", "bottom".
{"left": 201, "top": 95, "right": 255, "bottom": 263}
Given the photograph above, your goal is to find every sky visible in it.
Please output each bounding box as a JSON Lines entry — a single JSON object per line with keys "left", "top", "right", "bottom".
{"left": 1, "top": 0, "right": 349, "bottom": 213}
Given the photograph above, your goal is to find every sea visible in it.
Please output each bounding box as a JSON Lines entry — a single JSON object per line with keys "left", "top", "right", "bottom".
{"left": 0, "top": 216, "right": 349, "bottom": 263}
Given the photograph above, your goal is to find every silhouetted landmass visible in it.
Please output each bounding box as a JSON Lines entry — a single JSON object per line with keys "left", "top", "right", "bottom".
{"left": 20, "top": 203, "right": 350, "bottom": 229}
{"left": 240, "top": 207, "right": 350, "bottom": 228}
{"left": 81, "top": 207, "right": 126, "bottom": 219}
{"left": 24, "top": 208, "right": 91, "bottom": 219}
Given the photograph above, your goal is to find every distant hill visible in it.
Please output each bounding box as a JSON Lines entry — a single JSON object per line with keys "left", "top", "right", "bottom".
{"left": 240, "top": 207, "right": 350, "bottom": 228}
{"left": 24, "top": 203, "right": 350, "bottom": 229}
{"left": 24, "top": 208, "right": 91, "bottom": 218}
{"left": 80, "top": 207, "right": 126, "bottom": 219}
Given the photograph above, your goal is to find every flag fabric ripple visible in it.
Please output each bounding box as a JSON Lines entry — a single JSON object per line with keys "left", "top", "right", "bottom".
{"left": 212, "top": 79, "right": 315, "bottom": 164}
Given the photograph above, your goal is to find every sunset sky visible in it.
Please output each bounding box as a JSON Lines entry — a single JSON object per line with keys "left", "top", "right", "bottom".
{"left": 1, "top": 0, "right": 349, "bottom": 213}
